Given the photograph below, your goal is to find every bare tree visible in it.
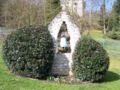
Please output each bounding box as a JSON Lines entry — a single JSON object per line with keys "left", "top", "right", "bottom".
{"left": 2, "top": 0, "right": 60, "bottom": 28}
{"left": 102, "top": 0, "right": 106, "bottom": 35}
{"left": 68, "top": 0, "right": 108, "bottom": 34}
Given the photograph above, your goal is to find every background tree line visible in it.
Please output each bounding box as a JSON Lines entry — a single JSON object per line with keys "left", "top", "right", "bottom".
{"left": 0, "top": 0, "right": 60, "bottom": 28}
{"left": 0, "top": 0, "right": 119, "bottom": 40}
{"left": 0, "top": 0, "right": 8, "bottom": 26}
{"left": 68, "top": 0, "right": 119, "bottom": 39}
{"left": 107, "top": 0, "right": 120, "bottom": 39}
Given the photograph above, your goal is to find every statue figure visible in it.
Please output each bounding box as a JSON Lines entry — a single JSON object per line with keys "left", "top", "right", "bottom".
{"left": 57, "top": 21, "right": 71, "bottom": 53}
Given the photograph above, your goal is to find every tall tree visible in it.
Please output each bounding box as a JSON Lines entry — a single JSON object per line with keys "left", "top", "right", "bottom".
{"left": 108, "top": 0, "right": 120, "bottom": 32}
{"left": 99, "top": 0, "right": 106, "bottom": 34}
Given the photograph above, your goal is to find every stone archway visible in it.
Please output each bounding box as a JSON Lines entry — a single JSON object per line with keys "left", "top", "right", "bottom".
{"left": 51, "top": 21, "right": 71, "bottom": 76}
{"left": 57, "top": 21, "right": 71, "bottom": 53}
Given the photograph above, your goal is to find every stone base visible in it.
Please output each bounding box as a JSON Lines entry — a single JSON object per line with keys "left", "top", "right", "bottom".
{"left": 52, "top": 53, "right": 71, "bottom": 76}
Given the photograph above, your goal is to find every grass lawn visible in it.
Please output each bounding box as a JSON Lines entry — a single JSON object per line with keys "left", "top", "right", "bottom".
{"left": 0, "top": 30, "right": 120, "bottom": 90}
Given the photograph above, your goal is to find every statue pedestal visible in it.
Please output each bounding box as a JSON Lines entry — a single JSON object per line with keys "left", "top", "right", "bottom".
{"left": 52, "top": 53, "right": 72, "bottom": 76}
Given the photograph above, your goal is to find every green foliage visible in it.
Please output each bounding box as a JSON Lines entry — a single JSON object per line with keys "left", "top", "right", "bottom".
{"left": 52, "top": 0, "right": 60, "bottom": 4}
{"left": 107, "top": 0, "right": 120, "bottom": 40}
{"left": 72, "top": 37, "right": 109, "bottom": 82}
{"left": 46, "top": 0, "right": 61, "bottom": 25}
{"left": 108, "top": 0, "right": 120, "bottom": 32}
{"left": 107, "top": 31, "right": 120, "bottom": 40}
{"left": 3, "top": 26, "right": 54, "bottom": 79}
{"left": 113, "top": 0, "right": 120, "bottom": 15}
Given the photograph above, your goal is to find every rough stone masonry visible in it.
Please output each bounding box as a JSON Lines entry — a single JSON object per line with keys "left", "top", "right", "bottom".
{"left": 48, "top": 0, "right": 83, "bottom": 76}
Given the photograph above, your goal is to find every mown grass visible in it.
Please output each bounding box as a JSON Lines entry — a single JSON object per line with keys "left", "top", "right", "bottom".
{"left": 90, "top": 30, "right": 120, "bottom": 60}
{"left": 0, "top": 30, "right": 120, "bottom": 90}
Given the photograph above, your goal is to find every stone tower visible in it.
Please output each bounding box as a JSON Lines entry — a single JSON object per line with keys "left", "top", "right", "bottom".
{"left": 48, "top": 0, "right": 82, "bottom": 76}
{"left": 61, "top": 0, "right": 84, "bottom": 17}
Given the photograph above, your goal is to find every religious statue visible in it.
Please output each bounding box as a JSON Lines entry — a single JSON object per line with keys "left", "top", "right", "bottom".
{"left": 57, "top": 21, "right": 71, "bottom": 53}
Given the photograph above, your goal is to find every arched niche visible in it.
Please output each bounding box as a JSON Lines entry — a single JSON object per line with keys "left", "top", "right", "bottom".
{"left": 57, "top": 21, "right": 71, "bottom": 53}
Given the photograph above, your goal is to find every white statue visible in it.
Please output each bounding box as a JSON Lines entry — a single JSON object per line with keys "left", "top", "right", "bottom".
{"left": 60, "top": 36, "right": 68, "bottom": 48}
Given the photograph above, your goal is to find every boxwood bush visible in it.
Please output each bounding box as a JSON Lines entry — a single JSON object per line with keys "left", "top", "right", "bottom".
{"left": 72, "top": 37, "right": 109, "bottom": 82}
{"left": 3, "top": 26, "right": 54, "bottom": 79}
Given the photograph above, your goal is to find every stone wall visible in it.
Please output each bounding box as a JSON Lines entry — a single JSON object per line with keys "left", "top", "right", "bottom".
{"left": 60, "top": 0, "right": 83, "bottom": 17}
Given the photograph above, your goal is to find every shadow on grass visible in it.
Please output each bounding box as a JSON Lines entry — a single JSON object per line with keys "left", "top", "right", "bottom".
{"left": 104, "top": 71, "right": 120, "bottom": 82}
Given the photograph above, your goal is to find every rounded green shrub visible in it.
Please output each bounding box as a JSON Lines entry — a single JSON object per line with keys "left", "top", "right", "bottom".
{"left": 3, "top": 26, "right": 54, "bottom": 79}
{"left": 72, "top": 37, "right": 109, "bottom": 82}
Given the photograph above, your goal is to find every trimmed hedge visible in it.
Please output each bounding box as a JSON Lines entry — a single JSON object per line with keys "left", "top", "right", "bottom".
{"left": 72, "top": 37, "right": 109, "bottom": 82}
{"left": 3, "top": 26, "right": 54, "bottom": 79}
